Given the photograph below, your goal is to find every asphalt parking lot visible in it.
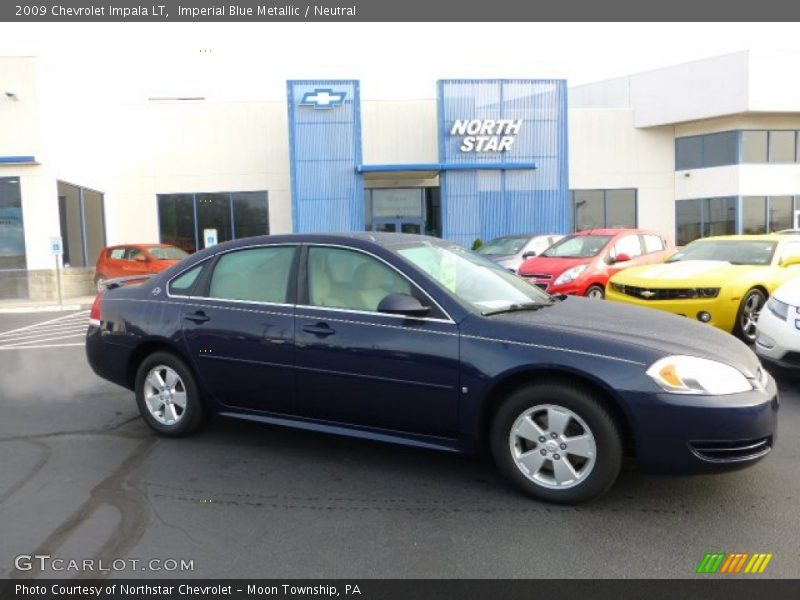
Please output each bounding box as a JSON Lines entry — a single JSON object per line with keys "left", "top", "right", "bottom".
{"left": 0, "top": 309, "right": 799, "bottom": 579}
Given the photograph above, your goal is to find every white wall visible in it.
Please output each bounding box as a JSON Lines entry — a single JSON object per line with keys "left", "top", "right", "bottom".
{"left": 361, "top": 100, "right": 438, "bottom": 165}
{"left": 568, "top": 108, "right": 676, "bottom": 242}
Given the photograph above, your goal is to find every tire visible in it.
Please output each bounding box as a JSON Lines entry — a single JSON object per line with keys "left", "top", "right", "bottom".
{"left": 585, "top": 285, "right": 605, "bottom": 300}
{"left": 134, "top": 351, "right": 206, "bottom": 437}
{"left": 734, "top": 288, "right": 766, "bottom": 344}
{"left": 94, "top": 275, "right": 107, "bottom": 293}
{"left": 490, "top": 382, "right": 623, "bottom": 504}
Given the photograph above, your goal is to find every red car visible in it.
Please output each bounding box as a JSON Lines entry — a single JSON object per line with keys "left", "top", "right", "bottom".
{"left": 517, "top": 229, "right": 672, "bottom": 299}
{"left": 94, "top": 243, "right": 189, "bottom": 292}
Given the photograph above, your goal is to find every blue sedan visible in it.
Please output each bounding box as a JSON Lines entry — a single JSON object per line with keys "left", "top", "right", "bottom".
{"left": 86, "top": 233, "right": 778, "bottom": 503}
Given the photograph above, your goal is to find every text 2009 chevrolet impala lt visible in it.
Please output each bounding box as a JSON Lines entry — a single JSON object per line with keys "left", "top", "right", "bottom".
{"left": 86, "top": 233, "right": 778, "bottom": 503}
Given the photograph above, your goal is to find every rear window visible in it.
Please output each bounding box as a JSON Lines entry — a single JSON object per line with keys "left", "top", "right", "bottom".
{"left": 168, "top": 264, "right": 204, "bottom": 296}
{"left": 150, "top": 246, "right": 189, "bottom": 260}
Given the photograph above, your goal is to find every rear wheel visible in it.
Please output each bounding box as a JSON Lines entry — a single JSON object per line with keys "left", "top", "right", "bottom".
{"left": 135, "top": 351, "right": 206, "bottom": 437}
{"left": 585, "top": 285, "right": 605, "bottom": 299}
{"left": 735, "top": 288, "right": 766, "bottom": 343}
{"left": 491, "top": 382, "right": 622, "bottom": 504}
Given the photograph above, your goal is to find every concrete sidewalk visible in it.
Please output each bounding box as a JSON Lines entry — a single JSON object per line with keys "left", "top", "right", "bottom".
{"left": 0, "top": 295, "right": 96, "bottom": 313}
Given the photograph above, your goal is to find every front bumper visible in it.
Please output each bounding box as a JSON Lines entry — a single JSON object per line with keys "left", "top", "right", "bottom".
{"left": 755, "top": 306, "right": 800, "bottom": 369}
{"left": 606, "top": 288, "right": 738, "bottom": 333}
{"left": 521, "top": 276, "right": 584, "bottom": 296}
{"left": 624, "top": 374, "right": 778, "bottom": 474}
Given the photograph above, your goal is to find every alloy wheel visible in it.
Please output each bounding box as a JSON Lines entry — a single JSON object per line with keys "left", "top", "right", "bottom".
{"left": 143, "top": 365, "right": 188, "bottom": 425}
{"left": 740, "top": 292, "right": 765, "bottom": 342}
{"left": 508, "top": 404, "right": 597, "bottom": 489}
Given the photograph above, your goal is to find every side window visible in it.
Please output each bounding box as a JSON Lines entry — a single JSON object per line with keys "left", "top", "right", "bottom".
{"left": 308, "top": 247, "right": 413, "bottom": 312}
{"left": 208, "top": 246, "right": 295, "bottom": 303}
{"left": 108, "top": 248, "right": 126, "bottom": 260}
{"left": 642, "top": 234, "right": 666, "bottom": 254}
{"left": 613, "top": 235, "right": 643, "bottom": 259}
{"left": 780, "top": 242, "right": 800, "bottom": 264}
{"left": 124, "top": 247, "right": 143, "bottom": 260}
{"left": 168, "top": 264, "right": 204, "bottom": 296}
{"left": 530, "top": 237, "right": 551, "bottom": 256}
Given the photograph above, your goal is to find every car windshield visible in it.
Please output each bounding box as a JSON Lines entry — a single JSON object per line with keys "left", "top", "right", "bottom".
{"left": 477, "top": 236, "right": 529, "bottom": 256}
{"left": 542, "top": 235, "right": 613, "bottom": 258}
{"left": 396, "top": 242, "right": 552, "bottom": 314}
{"left": 667, "top": 240, "right": 777, "bottom": 266}
{"left": 149, "top": 246, "right": 189, "bottom": 260}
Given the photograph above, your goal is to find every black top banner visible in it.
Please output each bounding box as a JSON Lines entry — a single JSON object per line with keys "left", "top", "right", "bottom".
{"left": 3, "top": 0, "right": 800, "bottom": 21}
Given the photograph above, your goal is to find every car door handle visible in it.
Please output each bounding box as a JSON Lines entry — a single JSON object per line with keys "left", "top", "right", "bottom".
{"left": 302, "top": 323, "right": 336, "bottom": 337}
{"left": 184, "top": 311, "right": 210, "bottom": 324}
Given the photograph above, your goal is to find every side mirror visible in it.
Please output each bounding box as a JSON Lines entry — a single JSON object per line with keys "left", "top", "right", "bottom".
{"left": 781, "top": 255, "right": 800, "bottom": 267}
{"left": 522, "top": 251, "right": 538, "bottom": 259}
{"left": 377, "top": 293, "right": 431, "bottom": 317}
{"left": 613, "top": 253, "right": 632, "bottom": 264}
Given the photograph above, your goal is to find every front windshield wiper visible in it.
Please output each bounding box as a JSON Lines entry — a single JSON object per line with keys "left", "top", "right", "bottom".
{"left": 482, "top": 301, "right": 554, "bottom": 316}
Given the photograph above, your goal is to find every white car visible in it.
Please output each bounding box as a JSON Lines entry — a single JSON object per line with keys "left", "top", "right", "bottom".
{"left": 755, "top": 276, "right": 800, "bottom": 369}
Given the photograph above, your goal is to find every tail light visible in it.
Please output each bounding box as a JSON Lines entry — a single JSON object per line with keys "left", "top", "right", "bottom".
{"left": 89, "top": 292, "right": 104, "bottom": 326}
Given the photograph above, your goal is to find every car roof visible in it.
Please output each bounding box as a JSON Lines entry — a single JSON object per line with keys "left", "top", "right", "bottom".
{"left": 570, "top": 228, "right": 653, "bottom": 237}
{"left": 691, "top": 234, "right": 800, "bottom": 242}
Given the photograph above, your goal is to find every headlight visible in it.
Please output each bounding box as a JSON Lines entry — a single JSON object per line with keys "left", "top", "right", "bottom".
{"left": 646, "top": 355, "right": 753, "bottom": 395}
{"left": 554, "top": 264, "right": 587, "bottom": 285}
{"left": 766, "top": 297, "right": 789, "bottom": 321}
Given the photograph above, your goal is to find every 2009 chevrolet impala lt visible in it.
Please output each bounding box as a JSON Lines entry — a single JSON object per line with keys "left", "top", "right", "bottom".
{"left": 86, "top": 233, "right": 778, "bottom": 503}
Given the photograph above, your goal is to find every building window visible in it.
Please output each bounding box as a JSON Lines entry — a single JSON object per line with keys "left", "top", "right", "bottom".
{"left": 675, "top": 196, "right": 736, "bottom": 245}
{"left": 675, "top": 132, "right": 737, "bottom": 170}
{"left": 0, "top": 177, "right": 26, "bottom": 270}
{"left": 157, "top": 191, "right": 269, "bottom": 253}
{"left": 677, "top": 130, "right": 800, "bottom": 169}
{"left": 57, "top": 181, "right": 106, "bottom": 268}
{"left": 740, "top": 131, "right": 768, "bottom": 163}
{"left": 572, "top": 189, "right": 637, "bottom": 231}
{"left": 742, "top": 196, "right": 767, "bottom": 234}
{"left": 769, "top": 196, "right": 794, "bottom": 232}
{"left": 675, "top": 199, "right": 702, "bottom": 246}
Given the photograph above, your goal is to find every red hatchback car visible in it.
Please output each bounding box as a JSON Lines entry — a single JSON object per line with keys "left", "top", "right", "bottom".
{"left": 94, "top": 244, "right": 189, "bottom": 292}
{"left": 517, "top": 229, "right": 672, "bottom": 299}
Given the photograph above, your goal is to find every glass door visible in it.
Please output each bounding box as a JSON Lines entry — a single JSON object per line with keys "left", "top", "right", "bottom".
{"left": 794, "top": 210, "right": 799, "bottom": 230}
{"left": 372, "top": 218, "right": 424, "bottom": 234}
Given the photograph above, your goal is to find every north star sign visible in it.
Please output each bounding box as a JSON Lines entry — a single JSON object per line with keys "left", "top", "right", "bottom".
{"left": 450, "top": 119, "right": 523, "bottom": 152}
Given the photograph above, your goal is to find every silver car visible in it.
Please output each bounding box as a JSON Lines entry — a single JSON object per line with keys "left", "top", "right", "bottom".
{"left": 477, "top": 234, "right": 563, "bottom": 272}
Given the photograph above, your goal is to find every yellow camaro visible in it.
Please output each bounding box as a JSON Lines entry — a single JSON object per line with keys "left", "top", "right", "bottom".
{"left": 606, "top": 234, "right": 800, "bottom": 342}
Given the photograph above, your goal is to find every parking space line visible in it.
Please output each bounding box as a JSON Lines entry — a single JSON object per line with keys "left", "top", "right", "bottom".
{"left": 0, "top": 342, "right": 85, "bottom": 351}
{"left": 0, "top": 310, "right": 89, "bottom": 337}
{"left": 0, "top": 326, "right": 88, "bottom": 345}
{"left": 0, "top": 332, "right": 88, "bottom": 349}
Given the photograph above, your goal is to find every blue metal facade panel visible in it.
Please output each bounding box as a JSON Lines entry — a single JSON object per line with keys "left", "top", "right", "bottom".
{"left": 287, "top": 80, "right": 364, "bottom": 233}
{"left": 438, "top": 80, "right": 570, "bottom": 247}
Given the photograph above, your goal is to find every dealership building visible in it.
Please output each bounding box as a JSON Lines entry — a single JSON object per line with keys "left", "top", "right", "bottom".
{"left": 1, "top": 50, "right": 800, "bottom": 299}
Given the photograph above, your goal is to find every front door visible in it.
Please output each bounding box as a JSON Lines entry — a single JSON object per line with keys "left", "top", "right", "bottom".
{"left": 372, "top": 218, "right": 425, "bottom": 234}
{"left": 294, "top": 245, "right": 460, "bottom": 437}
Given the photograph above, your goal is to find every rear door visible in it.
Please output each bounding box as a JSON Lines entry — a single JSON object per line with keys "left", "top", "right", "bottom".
{"left": 179, "top": 245, "right": 299, "bottom": 414}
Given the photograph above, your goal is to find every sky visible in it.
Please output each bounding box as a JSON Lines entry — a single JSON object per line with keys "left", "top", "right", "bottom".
{"left": 1, "top": 22, "right": 800, "bottom": 101}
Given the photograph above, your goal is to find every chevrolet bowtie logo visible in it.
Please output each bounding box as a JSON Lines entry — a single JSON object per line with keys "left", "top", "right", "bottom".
{"left": 299, "top": 89, "right": 347, "bottom": 109}
{"left": 640, "top": 290, "right": 656, "bottom": 298}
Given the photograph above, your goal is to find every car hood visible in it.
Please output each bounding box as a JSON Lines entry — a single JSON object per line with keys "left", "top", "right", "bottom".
{"left": 774, "top": 276, "right": 800, "bottom": 306}
{"left": 518, "top": 256, "right": 589, "bottom": 277}
{"left": 484, "top": 296, "right": 761, "bottom": 377}
{"left": 611, "top": 260, "right": 758, "bottom": 287}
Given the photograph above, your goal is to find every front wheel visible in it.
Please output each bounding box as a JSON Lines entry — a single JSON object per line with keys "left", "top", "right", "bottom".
{"left": 585, "top": 285, "right": 605, "bottom": 299}
{"left": 490, "top": 382, "right": 622, "bottom": 504}
{"left": 735, "top": 288, "right": 766, "bottom": 343}
{"left": 135, "top": 351, "right": 206, "bottom": 437}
